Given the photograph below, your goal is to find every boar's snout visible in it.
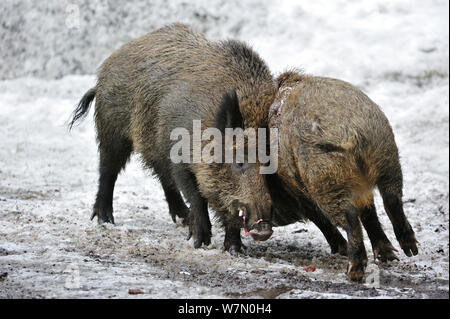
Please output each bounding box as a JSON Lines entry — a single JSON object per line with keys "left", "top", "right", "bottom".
{"left": 231, "top": 194, "right": 273, "bottom": 242}
{"left": 249, "top": 221, "right": 273, "bottom": 241}
{"left": 246, "top": 201, "right": 273, "bottom": 241}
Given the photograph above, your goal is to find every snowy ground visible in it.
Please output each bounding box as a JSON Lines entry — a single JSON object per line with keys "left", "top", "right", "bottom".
{"left": 0, "top": 0, "right": 448, "bottom": 299}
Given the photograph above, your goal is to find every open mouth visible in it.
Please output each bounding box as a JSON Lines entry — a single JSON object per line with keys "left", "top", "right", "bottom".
{"left": 239, "top": 209, "right": 273, "bottom": 241}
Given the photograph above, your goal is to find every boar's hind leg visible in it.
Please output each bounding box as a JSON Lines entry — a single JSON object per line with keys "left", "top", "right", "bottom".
{"left": 378, "top": 161, "right": 418, "bottom": 257}
{"left": 344, "top": 206, "right": 368, "bottom": 282}
{"left": 303, "top": 208, "right": 348, "bottom": 256}
{"left": 92, "top": 138, "right": 133, "bottom": 225}
{"left": 360, "top": 202, "right": 398, "bottom": 262}
{"left": 379, "top": 188, "right": 418, "bottom": 257}
{"left": 174, "top": 169, "right": 211, "bottom": 248}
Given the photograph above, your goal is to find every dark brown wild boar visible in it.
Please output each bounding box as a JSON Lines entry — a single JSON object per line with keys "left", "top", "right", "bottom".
{"left": 267, "top": 72, "right": 418, "bottom": 281}
{"left": 69, "top": 23, "right": 276, "bottom": 253}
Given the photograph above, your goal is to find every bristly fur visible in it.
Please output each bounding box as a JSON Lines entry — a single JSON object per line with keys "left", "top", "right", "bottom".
{"left": 269, "top": 72, "right": 418, "bottom": 281}
{"left": 70, "top": 23, "right": 276, "bottom": 252}
{"left": 215, "top": 89, "right": 243, "bottom": 132}
{"left": 276, "top": 68, "right": 304, "bottom": 89}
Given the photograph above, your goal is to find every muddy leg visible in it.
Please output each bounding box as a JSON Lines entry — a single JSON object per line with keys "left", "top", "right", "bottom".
{"left": 223, "top": 219, "right": 246, "bottom": 255}
{"left": 344, "top": 206, "right": 368, "bottom": 282}
{"left": 360, "top": 202, "right": 398, "bottom": 262}
{"left": 173, "top": 168, "right": 211, "bottom": 248}
{"left": 266, "top": 173, "right": 347, "bottom": 256}
{"left": 153, "top": 164, "right": 189, "bottom": 224}
{"left": 303, "top": 208, "right": 348, "bottom": 256}
{"left": 161, "top": 182, "right": 189, "bottom": 224}
{"left": 92, "top": 139, "right": 133, "bottom": 224}
{"left": 379, "top": 190, "right": 418, "bottom": 257}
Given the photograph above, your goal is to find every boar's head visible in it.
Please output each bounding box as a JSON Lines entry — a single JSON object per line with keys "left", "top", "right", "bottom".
{"left": 194, "top": 89, "right": 273, "bottom": 241}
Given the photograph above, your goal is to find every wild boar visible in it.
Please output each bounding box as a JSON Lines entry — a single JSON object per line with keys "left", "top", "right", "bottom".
{"left": 267, "top": 71, "right": 418, "bottom": 281}
{"left": 69, "top": 23, "right": 277, "bottom": 252}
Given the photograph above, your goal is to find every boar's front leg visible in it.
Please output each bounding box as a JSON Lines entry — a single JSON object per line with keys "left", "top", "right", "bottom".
{"left": 161, "top": 183, "right": 190, "bottom": 225}
{"left": 173, "top": 168, "right": 211, "bottom": 248}
{"left": 345, "top": 206, "right": 368, "bottom": 282}
{"left": 267, "top": 173, "right": 347, "bottom": 255}
{"left": 153, "top": 163, "right": 189, "bottom": 224}
{"left": 221, "top": 212, "right": 246, "bottom": 255}
{"left": 360, "top": 202, "right": 398, "bottom": 262}
{"left": 223, "top": 222, "right": 246, "bottom": 255}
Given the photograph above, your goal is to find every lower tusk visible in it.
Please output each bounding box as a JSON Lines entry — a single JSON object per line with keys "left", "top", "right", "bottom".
{"left": 253, "top": 219, "right": 263, "bottom": 225}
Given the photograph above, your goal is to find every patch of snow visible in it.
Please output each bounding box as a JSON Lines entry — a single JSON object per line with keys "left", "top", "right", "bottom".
{"left": 0, "top": 0, "right": 448, "bottom": 299}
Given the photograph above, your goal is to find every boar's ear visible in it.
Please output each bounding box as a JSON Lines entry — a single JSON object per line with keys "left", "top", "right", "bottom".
{"left": 215, "top": 89, "right": 244, "bottom": 132}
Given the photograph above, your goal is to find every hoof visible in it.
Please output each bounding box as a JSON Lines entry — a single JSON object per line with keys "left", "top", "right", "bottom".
{"left": 373, "top": 241, "right": 399, "bottom": 262}
{"left": 187, "top": 224, "right": 211, "bottom": 248}
{"left": 346, "top": 260, "right": 368, "bottom": 282}
{"left": 223, "top": 243, "right": 247, "bottom": 256}
{"left": 398, "top": 234, "right": 418, "bottom": 257}
{"left": 91, "top": 207, "right": 114, "bottom": 224}
{"left": 169, "top": 206, "right": 190, "bottom": 224}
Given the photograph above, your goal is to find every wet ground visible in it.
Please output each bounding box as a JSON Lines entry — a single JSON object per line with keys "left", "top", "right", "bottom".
{"left": 0, "top": 73, "right": 448, "bottom": 299}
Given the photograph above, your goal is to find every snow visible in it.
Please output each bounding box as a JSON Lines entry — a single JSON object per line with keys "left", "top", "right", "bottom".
{"left": 0, "top": 0, "right": 448, "bottom": 298}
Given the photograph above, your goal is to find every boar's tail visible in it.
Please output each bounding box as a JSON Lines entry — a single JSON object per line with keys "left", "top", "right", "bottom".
{"left": 68, "top": 87, "right": 96, "bottom": 130}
